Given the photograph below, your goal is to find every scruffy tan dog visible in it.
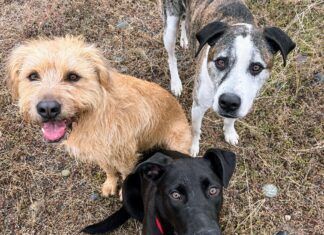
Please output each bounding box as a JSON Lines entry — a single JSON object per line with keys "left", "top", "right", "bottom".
{"left": 7, "top": 36, "right": 192, "bottom": 196}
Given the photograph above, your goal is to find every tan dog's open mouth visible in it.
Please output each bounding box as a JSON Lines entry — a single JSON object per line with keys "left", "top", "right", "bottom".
{"left": 41, "top": 120, "right": 68, "bottom": 142}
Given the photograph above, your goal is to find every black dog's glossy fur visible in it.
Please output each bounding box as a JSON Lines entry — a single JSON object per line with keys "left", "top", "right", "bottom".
{"left": 82, "top": 148, "right": 236, "bottom": 235}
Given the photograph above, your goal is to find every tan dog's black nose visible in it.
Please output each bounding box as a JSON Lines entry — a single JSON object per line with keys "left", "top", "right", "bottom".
{"left": 219, "top": 93, "right": 241, "bottom": 112}
{"left": 37, "top": 100, "right": 61, "bottom": 119}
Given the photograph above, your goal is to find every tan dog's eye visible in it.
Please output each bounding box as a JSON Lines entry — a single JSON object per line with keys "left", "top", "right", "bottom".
{"left": 66, "top": 73, "right": 81, "bottom": 82}
{"left": 215, "top": 57, "right": 228, "bottom": 71}
{"left": 208, "top": 187, "right": 220, "bottom": 197}
{"left": 28, "top": 72, "right": 40, "bottom": 81}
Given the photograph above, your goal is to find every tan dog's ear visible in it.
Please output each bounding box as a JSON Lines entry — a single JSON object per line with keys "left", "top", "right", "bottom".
{"left": 85, "top": 45, "right": 112, "bottom": 91}
{"left": 6, "top": 45, "right": 27, "bottom": 100}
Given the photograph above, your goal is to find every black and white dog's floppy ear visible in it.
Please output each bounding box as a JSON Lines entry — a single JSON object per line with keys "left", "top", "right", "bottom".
{"left": 135, "top": 152, "right": 173, "bottom": 181}
{"left": 264, "top": 27, "right": 296, "bottom": 67}
{"left": 195, "top": 21, "right": 228, "bottom": 57}
{"left": 203, "top": 148, "right": 236, "bottom": 188}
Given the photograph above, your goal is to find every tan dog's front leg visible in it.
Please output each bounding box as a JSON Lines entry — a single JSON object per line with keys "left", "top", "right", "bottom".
{"left": 118, "top": 173, "right": 128, "bottom": 201}
{"left": 118, "top": 158, "right": 138, "bottom": 201}
{"left": 101, "top": 165, "right": 119, "bottom": 197}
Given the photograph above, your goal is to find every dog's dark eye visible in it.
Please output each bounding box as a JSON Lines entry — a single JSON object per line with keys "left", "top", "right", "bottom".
{"left": 208, "top": 187, "right": 220, "bottom": 197}
{"left": 170, "top": 191, "right": 182, "bottom": 200}
{"left": 215, "top": 57, "right": 228, "bottom": 71}
{"left": 249, "top": 63, "right": 264, "bottom": 76}
{"left": 27, "top": 72, "right": 39, "bottom": 81}
{"left": 66, "top": 73, "right": 81, "bottom": 82}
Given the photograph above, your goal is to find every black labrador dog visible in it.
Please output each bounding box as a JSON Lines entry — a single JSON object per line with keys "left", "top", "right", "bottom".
{"left": 82, "top": 148, "right": 236, "bottom": 235}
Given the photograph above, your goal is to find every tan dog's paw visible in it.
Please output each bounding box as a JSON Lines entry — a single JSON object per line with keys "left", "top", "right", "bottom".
{"left": 119, "top": 188, "right": 123, "bottom": 201}
{"left": 101, "top": 178, "right": 118, "bottom": 197}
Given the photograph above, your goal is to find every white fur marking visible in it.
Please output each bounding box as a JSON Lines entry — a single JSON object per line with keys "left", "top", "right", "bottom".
{"left": 180, "top": 20, "right": 189, "bottom": 49}
{"left": 190, "top": 47, "right": 213, "bottom": 157}
{"left": 210, "top": 33, "right": 268, "bottom": 145}
{"left": 213, "top": 35, "right": 257, "bottom": 117}
{"left": 190, "top": 104, "right": 209, "bottom": 157}
{"left": 232, "top": 23, "right": 253, "bottom": 31}
{"left": 163, "top": 13, "right": 182, "bottom": 96}
{"left": 223, "top": 118, "right": 239, "bottom": 145}
{"left": 234, "top": 35, "right": 254, "bottom": 72}
{"left": 197, "top": 47, "right": 214, "bottom": 105}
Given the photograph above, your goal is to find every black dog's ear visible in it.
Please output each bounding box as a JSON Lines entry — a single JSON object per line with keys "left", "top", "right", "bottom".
{"left": 195, "top": 21, "right": 228, "bottom": 57}
{"left": 135, "top": 152, "right": 173, "bottom": 181}
{"left": 122, "top": 172, "right": 144, "bottom": 221}
{"left": 264, "top": 27, "right": 296, "bottom": 67}
{"left": 122, "top": 152, "right": 173, "bottom": 221}
{"left": 203, "top": 148, "right": 236, "bottom": 188}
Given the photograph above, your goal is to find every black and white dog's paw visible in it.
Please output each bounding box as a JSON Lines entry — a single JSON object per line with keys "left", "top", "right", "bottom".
{"left": 190, "top": 140, "right": 200, "bottom": 157}
{"left": 171, "top": 77, "right": 183, "bottom": 97}
{"left": 224, "top": 129, "right": 239, "bottom": 145}
{"left": 180, "top": 36, "right": 189, "bottom": 49}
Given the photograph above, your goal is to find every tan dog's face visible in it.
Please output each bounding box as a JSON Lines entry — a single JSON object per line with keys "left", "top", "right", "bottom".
{"left": 7, "top": 36, "right": 111, "bottom": 142}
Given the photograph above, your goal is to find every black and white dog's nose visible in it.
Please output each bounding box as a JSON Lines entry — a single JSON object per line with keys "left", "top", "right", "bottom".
{"left": 37, "top": 100, "right": 61, "bottom": 119}
{"left": 219, "top": 93, "right": 241, "bottom": 112}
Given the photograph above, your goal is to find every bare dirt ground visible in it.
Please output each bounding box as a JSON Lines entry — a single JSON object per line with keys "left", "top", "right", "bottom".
{"left": 0, "top": 0, "right": 323, "bottom": 234}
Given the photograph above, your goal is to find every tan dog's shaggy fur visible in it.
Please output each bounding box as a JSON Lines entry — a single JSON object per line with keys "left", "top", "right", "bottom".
{"left": 7, "top": 36, "right": 192, "bottom": 196}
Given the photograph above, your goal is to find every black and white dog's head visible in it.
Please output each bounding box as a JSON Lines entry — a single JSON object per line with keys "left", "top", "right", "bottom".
{"left": 196, "top": 22, "right": 296, "bottom": 118}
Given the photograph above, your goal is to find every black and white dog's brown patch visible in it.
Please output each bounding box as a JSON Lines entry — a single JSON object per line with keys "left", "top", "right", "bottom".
{"left": 82, "top": 148, "right": 236, "bottom": 235}
{"left": 161, "top": 0, "right": 296, "bottom": 155}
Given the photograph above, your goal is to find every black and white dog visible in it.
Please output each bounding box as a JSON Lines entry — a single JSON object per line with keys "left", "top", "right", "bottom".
{"left": 82, "top": 148, "right": 236, "bottom": 234}
{"left": 161, "top": 0, "right": 296, "bottom": 156}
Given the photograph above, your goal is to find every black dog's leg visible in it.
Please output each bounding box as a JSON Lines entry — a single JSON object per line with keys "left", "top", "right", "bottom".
{"left": 82, "top": 206, "right": 131, "bottom": 234}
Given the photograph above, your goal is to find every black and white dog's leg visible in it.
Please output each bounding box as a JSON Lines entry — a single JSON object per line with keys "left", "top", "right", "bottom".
{"left": 191, "top": 103, "right": 209, "bottom": 157}
{"left": 163, "top": 12, "right": 182, "bottom": 96}
{"left": 180, "top": 18, "right": 188, "bottom": 49}
{"left": 223, "top": 118, "right": 239, "bottom": 145}
{"left": 191, "top": 46, "right": 214, "bottom": 156}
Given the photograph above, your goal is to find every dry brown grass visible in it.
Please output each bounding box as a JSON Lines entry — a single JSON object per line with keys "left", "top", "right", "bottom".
{"left": 0, "top": 0, "right": 323, "bottom": 234}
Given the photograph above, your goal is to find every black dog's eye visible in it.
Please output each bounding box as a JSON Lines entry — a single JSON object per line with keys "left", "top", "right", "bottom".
{"left": 170, "top": 191, "right": 182, "bottom": 200}
{"left": 208, "top": 187, "right": 220, "bottom": 197}
{"left": 215, "top": 57, "right": 228, "bottom": 71}
{"left": 66, "top": 73, "right": 81, "bottom": 82}
{"left": 249, "top": 63, "right": 264, "bottom": 76}
{"left": 27, "top": 72, "right": 40, "bottom": 81}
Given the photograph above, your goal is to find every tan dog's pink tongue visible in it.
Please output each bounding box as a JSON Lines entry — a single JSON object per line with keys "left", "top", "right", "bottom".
{"left": 42, "top": 121, "right": 67, "bottom": 142}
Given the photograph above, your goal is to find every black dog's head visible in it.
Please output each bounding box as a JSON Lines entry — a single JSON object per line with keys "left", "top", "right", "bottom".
{"left": 123, "top": 149, "right": 236, "bottom": 235}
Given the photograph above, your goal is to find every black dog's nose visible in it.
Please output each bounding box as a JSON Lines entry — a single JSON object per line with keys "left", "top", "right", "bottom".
{"left": 37, "top": 100, "right": 61, "bottom": 119}
{"left": 219, "top": 93, "right": 241, "bottom": 112}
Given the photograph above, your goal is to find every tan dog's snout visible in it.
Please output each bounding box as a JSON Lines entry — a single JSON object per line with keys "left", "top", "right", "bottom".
{"left": 36, "top": 100, "right": 61, "bottom": 120}
{"left": 35, "top": 99, "right": 68, "bottom": 143}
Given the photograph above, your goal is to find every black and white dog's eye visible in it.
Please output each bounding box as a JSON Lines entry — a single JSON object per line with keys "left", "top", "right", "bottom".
{"left": 170, "top": 191, "right": 182, "bottom": 200}
{"left": 27, "top": 72, "right": 39, "bottom": 81}
{"left": 215, "top": 57, "right": 228, "bottom": 71}
{"left": 249, "top": 63, "right": 264, "bottom": 76}
{"left": 208, "top": 187, "right": 220, "bottom": 197}
{"left": 66, "top": 73, "right": 81, "bottom": 82}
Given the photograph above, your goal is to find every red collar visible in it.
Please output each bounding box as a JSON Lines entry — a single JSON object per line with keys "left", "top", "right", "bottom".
{"left": 155, "top": 216, "right": 164, "bottom": 234}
